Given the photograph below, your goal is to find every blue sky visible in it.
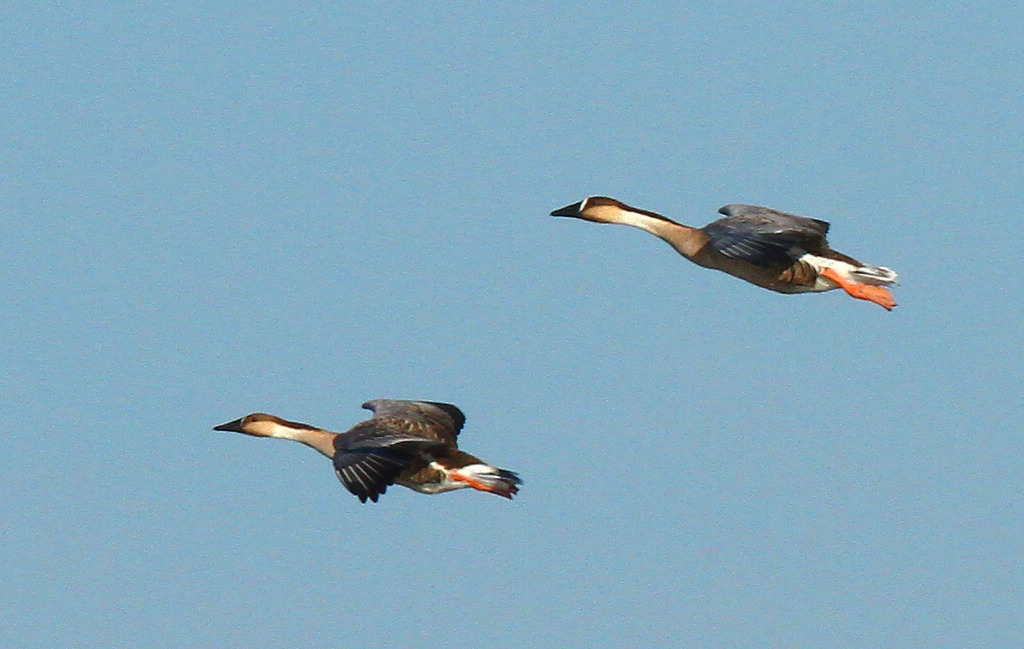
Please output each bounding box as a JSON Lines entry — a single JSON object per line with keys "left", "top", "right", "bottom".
{"left": 2, "top": 3, "right": 1022, "bottom": 647}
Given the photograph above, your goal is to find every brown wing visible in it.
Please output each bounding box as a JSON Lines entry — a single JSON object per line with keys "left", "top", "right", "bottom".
{"left": 331, "top": 421, "right": 446, "bottom": 503}
{"left": 707, "top": 204, "right": 831, "bottom": 266}
{"left": 360, "top": 399, "right": 465, "bottom": 444}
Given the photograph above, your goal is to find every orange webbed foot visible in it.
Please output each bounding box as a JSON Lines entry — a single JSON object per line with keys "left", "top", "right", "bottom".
{"left": 821, "top": 268, "right": 897, "bottom": 311}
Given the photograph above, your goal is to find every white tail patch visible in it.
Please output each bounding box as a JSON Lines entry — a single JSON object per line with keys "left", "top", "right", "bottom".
{"left": 799, "top": 253, "right": 898, "bottom": 291}
{"left": 454, "top": 464, "right": 513, "bottom": 485}
{"left": 849, "top": 265, "right": 898, "bottom": 286}
{"left": 400, "top": 462, "right": 522, "bottom": 497}
{"left": 447, "top": 463, "right": 522, "bottom": 499}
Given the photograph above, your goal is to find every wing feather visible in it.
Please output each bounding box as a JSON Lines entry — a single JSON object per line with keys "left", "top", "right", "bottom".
{"left": 361, "top": 399, "right": 465, "bottom": 439}
{"left": 708, "top": 204, "right": 831, "bottom": 267}
{"left": 332, "top": 435, "right": 440, "bottom": 503}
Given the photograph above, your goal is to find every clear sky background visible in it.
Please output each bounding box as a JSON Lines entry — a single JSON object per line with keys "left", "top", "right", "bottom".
{"left": 2, "top": 3, "right": 1022, "bottom": 648}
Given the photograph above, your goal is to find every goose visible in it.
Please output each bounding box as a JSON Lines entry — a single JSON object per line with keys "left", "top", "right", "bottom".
{"left": 550, "top": 196, "right": 898, "bottom": 310}
{"left": 214, "top": 400, "right": 521, "bottom": 503}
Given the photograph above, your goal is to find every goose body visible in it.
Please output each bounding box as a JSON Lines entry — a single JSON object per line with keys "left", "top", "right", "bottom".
{"left": 551, "top": 196, "right": 898, "bottom": 310}
{"left": 214, "top": 400, "right": 521, "bottom": 503}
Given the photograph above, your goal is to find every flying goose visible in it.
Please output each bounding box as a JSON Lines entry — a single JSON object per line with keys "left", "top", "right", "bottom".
{"left": 214, "top": 400, "right": 521, "bottom": 503}
{"left": 551, "top": 196, "right": 898, "bottom": 310}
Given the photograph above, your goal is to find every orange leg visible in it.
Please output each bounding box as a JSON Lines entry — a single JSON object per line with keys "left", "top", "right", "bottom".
{"left": 821, "top": 268, "right": 896, "bottom": 310}
{"left": 449, "top": 471, "right": 516, "bottom": 499}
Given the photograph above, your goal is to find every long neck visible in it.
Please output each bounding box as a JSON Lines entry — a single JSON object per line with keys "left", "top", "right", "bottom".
{"left": 264, "top": 421, "right": 338, "bottom": 459}
{"left": 606, "top": 207, "right": 707, "bottom": 258}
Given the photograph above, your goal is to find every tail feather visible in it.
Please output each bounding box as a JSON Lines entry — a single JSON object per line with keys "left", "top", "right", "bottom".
{"left": 451, "top": 464, "right": 523, "bottom": 499}
{"left": 850, "top": 265, "right": 898, "bottom": 286}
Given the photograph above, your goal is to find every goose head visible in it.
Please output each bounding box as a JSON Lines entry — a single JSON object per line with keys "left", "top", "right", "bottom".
{"left": 213, "top": 413, "right": 306, "bottom": 438}
{"left": 550, "top": 196, "right": 631, "bottom": 224}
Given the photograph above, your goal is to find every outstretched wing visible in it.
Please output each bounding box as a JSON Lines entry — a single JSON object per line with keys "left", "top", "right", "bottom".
{"left": 706, "top": 204, "right": 830, "bottom": 267}
{"left": 332, "top": 426, "right": 442, "bottom": 503}
{"left": 361, "top": 399, "right": 466, "bottom": 442}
